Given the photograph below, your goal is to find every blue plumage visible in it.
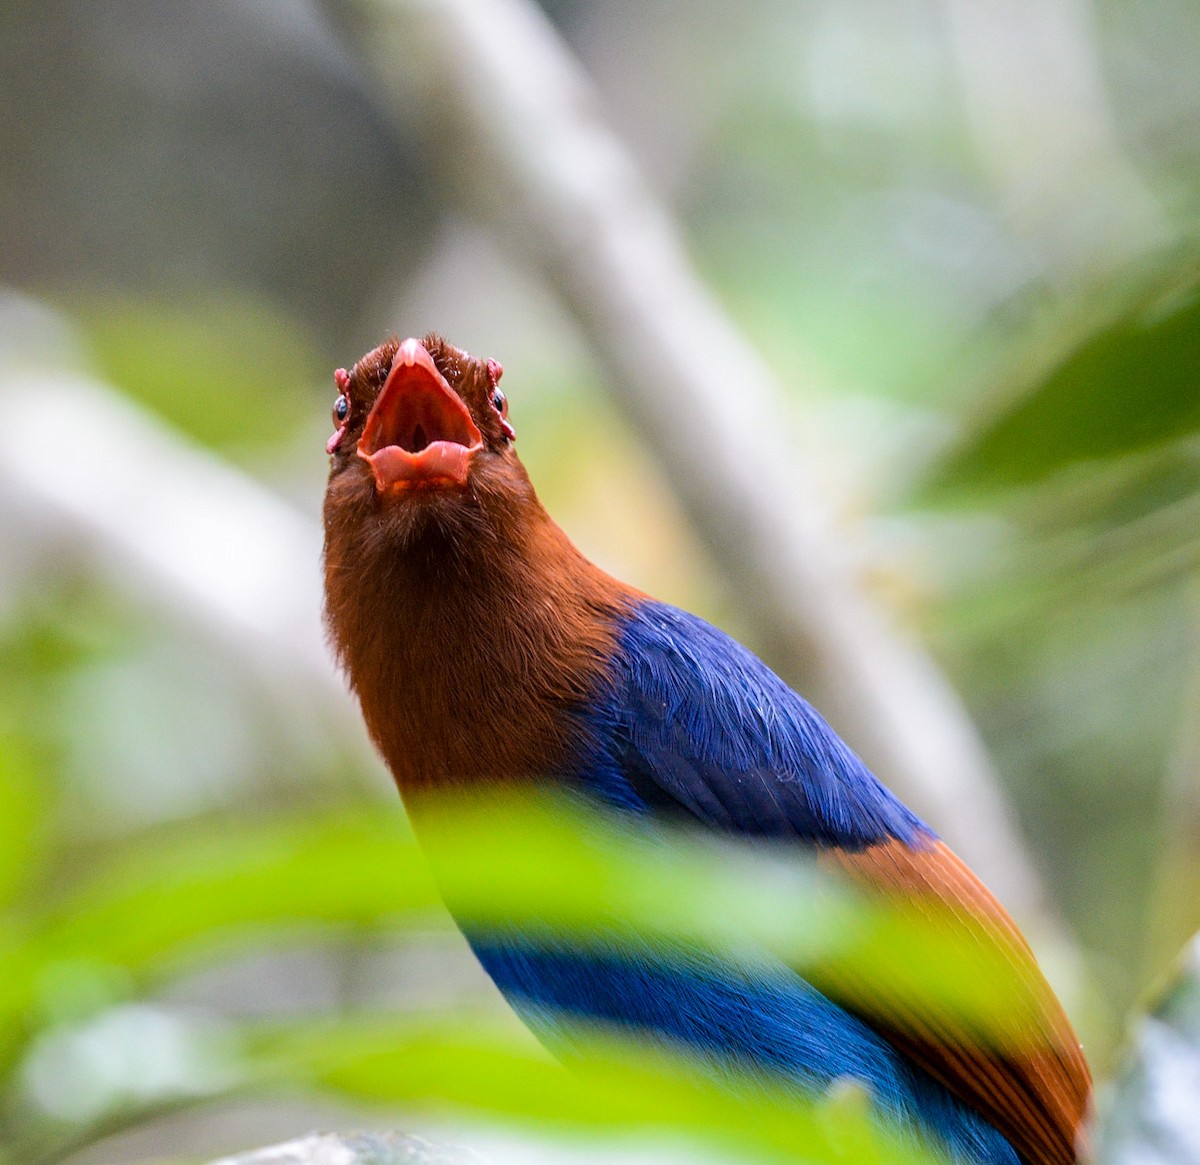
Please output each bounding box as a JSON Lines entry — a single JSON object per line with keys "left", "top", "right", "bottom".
{"left": 576, "top": 600, "right": 932, "bottom": 850}
{"left": 462, "top": 599, "right": 1022, "bottom": 1165}
{"left": 468, "top": 932, "right": 1019, "bottom": 1165}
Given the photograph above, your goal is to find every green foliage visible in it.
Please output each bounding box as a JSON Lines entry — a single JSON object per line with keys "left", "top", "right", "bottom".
{"left": 419, "top": 792, "right": 1044, "bottom": 1049}
{"left": 0, "top": 804, "right": 437, "bottom": 1157}
{"left": 0, "top": 737, "right": 47, "bottom": 912}
{"left": 251, "top": 1015, "right": 936, "bottom": 1164}
{"left": 904, "top": 250, "right": 1200, "bottom": 1025}
{"left": 1, "top": 776, "right": 1093, "bottom": 1163}
{"left": 68, "top": 293, "right": 325, "bottom": 456}
{"left": 928, "top": 263, "right": 1200, "bottom": 496}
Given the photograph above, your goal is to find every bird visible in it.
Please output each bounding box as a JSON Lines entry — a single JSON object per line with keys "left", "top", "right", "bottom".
{"left": 322, "top": 333, "right": 1092, "bottom": 1165}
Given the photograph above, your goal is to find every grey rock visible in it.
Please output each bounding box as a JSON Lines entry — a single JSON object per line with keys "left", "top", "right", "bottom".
{"left": 208, "top": 1131, "right": 488, "bottom": 1165}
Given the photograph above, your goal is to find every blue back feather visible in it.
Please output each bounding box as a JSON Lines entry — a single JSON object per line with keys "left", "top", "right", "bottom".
{"left": 465, "top": 599, "right": 1019, "bottom": 1165}
{"left": 575, "top": 600, "right": 932, "bottom": 850}
{"left": 468, "top": 932, "right": 1019, "bottom": 1165}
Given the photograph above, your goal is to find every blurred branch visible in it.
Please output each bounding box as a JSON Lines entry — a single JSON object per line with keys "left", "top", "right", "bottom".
{"left": 0, "top": 345, "right": 373, "bottom": 772}
{"left": 1145, "top": 602, "right": 1200, "bottom": 972}
{"left": 344, "top": 0, "right": 1058, "bottom": 932}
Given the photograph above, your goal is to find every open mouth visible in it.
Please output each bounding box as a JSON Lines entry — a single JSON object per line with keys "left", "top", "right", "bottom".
{"left": 358, "top": 338, "right": 483, "bottom": 491}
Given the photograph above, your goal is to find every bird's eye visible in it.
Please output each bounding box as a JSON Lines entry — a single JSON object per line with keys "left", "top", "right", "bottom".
{"left": 491, "top": 388, "right": 507, "bottom": 417}
{"left": 333, "top": 394, "right": 350, "bottom": 424}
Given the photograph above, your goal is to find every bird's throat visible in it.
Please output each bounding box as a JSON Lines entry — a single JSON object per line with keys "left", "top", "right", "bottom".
{"left": 324, "top": 505, "right": 635, "bottom": 796}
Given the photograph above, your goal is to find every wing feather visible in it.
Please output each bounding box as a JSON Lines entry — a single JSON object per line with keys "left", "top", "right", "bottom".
{"left": 815, "top": 840, "right": 1091, "bottom": 1165}
{"left": 593, "top": 602, "right": 1093, "bottom": 1163}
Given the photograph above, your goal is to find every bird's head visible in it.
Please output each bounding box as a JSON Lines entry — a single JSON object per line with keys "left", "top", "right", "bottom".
{"left": 321, "top": 332, "right": 618, "bottom": 763}
{"left": 323, "top": 333, "right": 534, "bottom": 555}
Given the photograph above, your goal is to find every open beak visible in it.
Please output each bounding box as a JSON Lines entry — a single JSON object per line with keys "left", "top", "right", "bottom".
{"left": 357, "top": 338, "right": 483, "bottom": 491}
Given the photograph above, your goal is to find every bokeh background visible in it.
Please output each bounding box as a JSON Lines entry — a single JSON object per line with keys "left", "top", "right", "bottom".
{"left": 2, "top": 0, "right": 1199, "bottom": 1161}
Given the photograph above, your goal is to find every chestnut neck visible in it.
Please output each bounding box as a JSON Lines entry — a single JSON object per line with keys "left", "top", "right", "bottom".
{"left": 325, "top": 495, "right": 634, "bottom": 796}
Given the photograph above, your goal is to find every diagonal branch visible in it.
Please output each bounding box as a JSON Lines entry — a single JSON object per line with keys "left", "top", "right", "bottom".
{"left": 0, "top": 356, "right": 375, "bottom": 777}
{"left": 345, "top": 0, "right": 1060, "bottom": 934}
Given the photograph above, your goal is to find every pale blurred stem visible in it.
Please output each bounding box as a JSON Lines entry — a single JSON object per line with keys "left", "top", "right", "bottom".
{"left": 343, "top": 0, "right": 1066, "bottom": 940}
{"left": 14, "top": 1092, "right": 218, "bottom": 1165}
{"left": 940, "top": 0, "right": 1169, "bottom": 278}
{"left": 0, "top": 372, "right": 379, "bottom": 786}
{"left": 1145, "top": 593, "right": 1200, "bottom": 969}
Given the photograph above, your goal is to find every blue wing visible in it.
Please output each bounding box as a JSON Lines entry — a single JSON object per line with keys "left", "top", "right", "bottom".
{"left": 575, "top": 600, "right": 932, "bottom": 850}
{"left": 559, "top": 599, "right": 1087, "bottom": 1165}
{"left": 469, "top": 929, "right": 1020, "bottom": 1165}
{"left": 465, "top": 600, "right": 1086, "bottom": 1165}
{"left": 465, "top": 602, "right": 1022, "bottom": 1162}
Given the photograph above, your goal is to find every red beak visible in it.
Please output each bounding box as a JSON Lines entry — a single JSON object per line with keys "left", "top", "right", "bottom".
{"left": 358, "top": 338, "right": 483, "bottom": 491}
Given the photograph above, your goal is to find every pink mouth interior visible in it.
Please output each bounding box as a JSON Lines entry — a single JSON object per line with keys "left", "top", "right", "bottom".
{"left": 358, "top": 340, "right": 482, "bottom": 490}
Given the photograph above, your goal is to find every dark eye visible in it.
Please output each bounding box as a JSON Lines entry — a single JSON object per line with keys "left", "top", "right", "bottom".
{"left": 491, "top": 388, "right": 507, "bottom": 417}
{"left": 333, "top": 394, "right": 350, "bottom": 424}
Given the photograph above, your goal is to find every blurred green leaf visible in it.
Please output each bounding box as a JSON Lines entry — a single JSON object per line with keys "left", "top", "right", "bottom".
{"left": 31, "top": 811, "right": 434, "bottom": 969}
{"left": 250, "top": 1014, "right": 941, "bottom": 1165}
{"left": 69, "top": 293, "right": 324, "bottom": 453}
{"left": 416, "top": 792, "right": 855, "bottom": 966}
{"left": 0, "top": 811, "right": 437, "bottom": 1075}
{"left": 416, "top": 791, "right": 1049, "bottom": 1050}
{"left": 0, "top": 790, "right": 1067, "bottom": 1157}
{"left": 929, "top": 263, "right": 1200, "bottom": 494}
{"left": 0, "top": 735, "right": 48, "bottom": 911}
